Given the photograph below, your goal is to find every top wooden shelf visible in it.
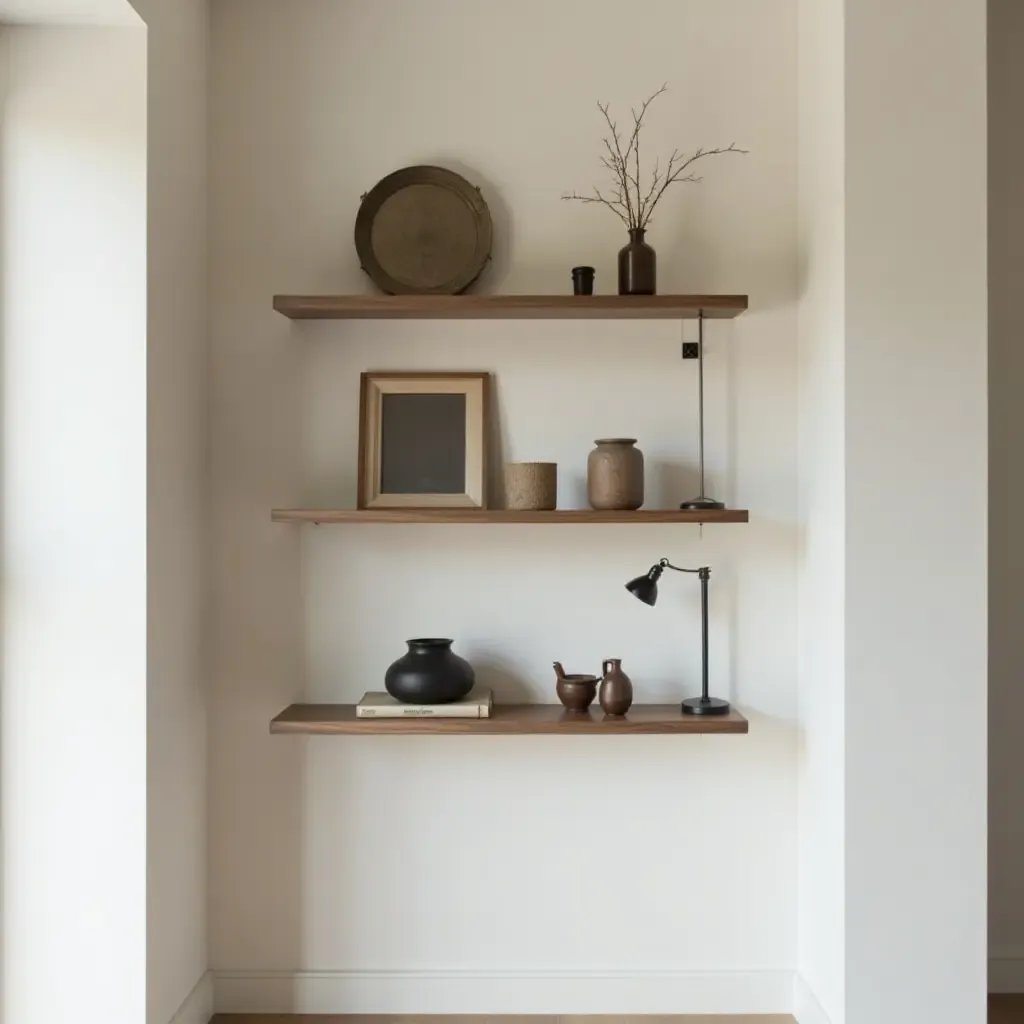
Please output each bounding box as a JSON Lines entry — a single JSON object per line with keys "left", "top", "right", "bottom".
{"left": 273, "top": 294, "right": 748, "bottom": 321}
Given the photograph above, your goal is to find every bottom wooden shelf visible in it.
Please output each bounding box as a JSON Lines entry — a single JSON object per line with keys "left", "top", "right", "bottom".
{"left": 270, "top": 703, "right": 748, "bottom": 735}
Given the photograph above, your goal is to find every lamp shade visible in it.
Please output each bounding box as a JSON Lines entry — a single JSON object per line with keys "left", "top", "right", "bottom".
{"left": 626, "top": 563, "right": 663, "bottom": 606}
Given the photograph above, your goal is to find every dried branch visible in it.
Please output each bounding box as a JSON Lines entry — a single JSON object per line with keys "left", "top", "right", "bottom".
{"left": 561, "top": 189, "right": 631, "bottom": 228}
{"left": 565, "top": 85, "right": 748, "bottom": 231}
{"left": 597, "top": 101, "right": 634, "bottom": 227}
{"left": 627, "top": 83, "right": 667, "bottom": 222}
{"left": 640, "top": 143, "right": 747, "bottom": 227}
{"left": 639, "top": 155, "right": 661, "bottom": 224}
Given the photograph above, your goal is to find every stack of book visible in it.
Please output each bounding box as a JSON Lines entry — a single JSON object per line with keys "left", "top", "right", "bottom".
{"left": 356, "top": 685, "right": 494, "bottom": 719}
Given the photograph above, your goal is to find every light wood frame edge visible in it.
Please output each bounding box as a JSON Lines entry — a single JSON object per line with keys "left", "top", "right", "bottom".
{"left": 357, "top": 371, "right": 490, "bottom": 510}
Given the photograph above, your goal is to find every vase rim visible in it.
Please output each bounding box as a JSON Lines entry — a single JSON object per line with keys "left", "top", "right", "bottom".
{"left": 406, "top": 637, "right": 454, "bottom": 647}
{"left": 594, "top": 437, "right": 637, "bottom": 446}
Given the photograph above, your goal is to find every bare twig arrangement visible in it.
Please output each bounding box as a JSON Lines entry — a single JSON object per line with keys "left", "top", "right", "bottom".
{"left": 563, "top": 84, "right": 747, "bottom": 231}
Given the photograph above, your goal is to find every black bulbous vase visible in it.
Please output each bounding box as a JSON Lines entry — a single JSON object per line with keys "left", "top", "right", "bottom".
{"left": 385, "top": 638, "right": 475, "bottom": 704}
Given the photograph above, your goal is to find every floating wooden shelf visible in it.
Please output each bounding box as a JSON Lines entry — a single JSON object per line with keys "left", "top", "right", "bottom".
{"left": 273, "top": 294, "right": 748, "bottom": 321}
{"left": 271, "top": 508, "right": 749, "bottom": 525}
{"left": 270, "top": 703, "right": 749, "bottom": 735}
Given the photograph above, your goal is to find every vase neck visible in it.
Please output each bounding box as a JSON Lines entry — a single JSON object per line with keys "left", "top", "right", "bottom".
{"left": 407, "top": 638, "right": 453, "bottom": 654}
{"left": 628, "top": 227, "right": 646, "bottom": 243}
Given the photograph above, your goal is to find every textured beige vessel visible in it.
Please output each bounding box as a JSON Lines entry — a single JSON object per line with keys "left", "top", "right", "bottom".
{"left": 504, "top": 461, "right": 557, "bottom": 511}
{"left": 587, "top": 438, "right": 644, "bottom": 510}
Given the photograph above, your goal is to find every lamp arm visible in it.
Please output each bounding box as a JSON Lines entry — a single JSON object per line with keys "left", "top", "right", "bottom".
{"left": 659, "top": 558, "right": 710, "bottom": 580}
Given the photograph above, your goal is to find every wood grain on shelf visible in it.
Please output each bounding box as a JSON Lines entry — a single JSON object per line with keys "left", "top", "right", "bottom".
{"left": 273, "top": 294, "right": 748, "bottom": 320}
{"left": 270, "top": 508, "right": 750, "bottom": 524}
{"left": 270, "top": 703, "right": 749, "bottom": 735}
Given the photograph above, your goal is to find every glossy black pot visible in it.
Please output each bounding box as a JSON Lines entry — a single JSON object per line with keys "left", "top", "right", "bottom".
{"left": 385, "top": 638, "right": 475, "bottom": 704}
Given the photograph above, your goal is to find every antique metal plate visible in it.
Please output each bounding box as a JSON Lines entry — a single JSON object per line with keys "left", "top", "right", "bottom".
{"left": 354, "top": 165, "right": 493, "bottom": 295}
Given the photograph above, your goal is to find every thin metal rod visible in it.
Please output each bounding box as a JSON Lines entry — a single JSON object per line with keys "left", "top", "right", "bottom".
{"left": 697, "top": 309, "right": 706, "bottom": 496}
{"left": 699, "top": 569, "right": 710, "bottom": 701}
{"left": 660, "top": 560, "right": 712, "bottom": 700}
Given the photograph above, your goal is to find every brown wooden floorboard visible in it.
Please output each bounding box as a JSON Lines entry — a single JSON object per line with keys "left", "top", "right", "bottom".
{"left": 210, "top": 1015, "right": 795, "bottom": 1023}
{"left": 209, "top": 1002, "right": 1024, "bottom": 1023}
{"left": 991, "top": 995, "right": 1024, "bottom": 1024}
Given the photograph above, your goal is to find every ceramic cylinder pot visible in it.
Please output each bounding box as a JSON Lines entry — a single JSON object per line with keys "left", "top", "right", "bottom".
{"left": 599, "top": 658, "right": 634, "bottom": 716}
{"left": 385, "top": 638, "right": 475, "bottom": 704}
{"left": 587, "top": 438, "right": 645, "bottom": 511}
{"left": 505, "top": 462, "right": 557, "bottom": 511}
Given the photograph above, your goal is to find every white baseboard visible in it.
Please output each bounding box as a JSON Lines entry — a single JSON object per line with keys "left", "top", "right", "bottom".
{"left": 214, "top": 968, "right": 792, "bottom": 1016}
{"left": 990, "top": 949, "right": 1024, "bottom": 993}
{"left": 168, "top": 972, "right": 214, "bottom": 1024}
{"left": 792, "top": 973, "right": 832, "bottom": 1024}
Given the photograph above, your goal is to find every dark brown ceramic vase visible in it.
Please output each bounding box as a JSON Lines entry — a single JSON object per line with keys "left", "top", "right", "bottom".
{"left": 599, "top": 658, "right": 634, "bottom": 716}
{"left": 587, "top": 439, "right": 644, "bottom": 511}
{"left": 618, "top": 228, "right": 656, "bottom": 295}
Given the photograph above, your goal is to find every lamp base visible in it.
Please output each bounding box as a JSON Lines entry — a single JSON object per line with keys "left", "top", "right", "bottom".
{"left": 679, "top": 496, "right": 726, "bottom": 511}
{"left": 681, "top": 696, "right": 731, "bottom": 716}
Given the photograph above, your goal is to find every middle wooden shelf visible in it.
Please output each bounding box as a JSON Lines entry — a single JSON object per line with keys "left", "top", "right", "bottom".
{"left": 271, "top": 508, "right": 750, "bottom": 525}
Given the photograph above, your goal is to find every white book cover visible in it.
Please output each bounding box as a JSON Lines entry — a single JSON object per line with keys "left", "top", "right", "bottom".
{"left": 356, "top": 686, "right": 493, "bottom": 718}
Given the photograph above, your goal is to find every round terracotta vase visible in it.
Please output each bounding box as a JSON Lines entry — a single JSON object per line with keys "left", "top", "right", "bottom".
{"left": 587, "top": 438, "right": 645, "bottom": 511}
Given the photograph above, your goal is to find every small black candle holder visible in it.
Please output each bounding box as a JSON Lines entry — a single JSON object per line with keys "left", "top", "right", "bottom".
{"left": 572, "top": 266, "right": 595, "bottom": 295}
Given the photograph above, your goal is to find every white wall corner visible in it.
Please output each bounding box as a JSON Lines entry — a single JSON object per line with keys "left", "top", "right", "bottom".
{"left": 167, "top": 972, "right": 213, "bottom": 1024}
{"left": 793, "top": 973, "right": 832, "bottom": 1024}
{"left": 989, "top": 949, "right": 1024, "bottom": 994}
{"left": 213, "top": 968, "right": 793, "bottom": 1017}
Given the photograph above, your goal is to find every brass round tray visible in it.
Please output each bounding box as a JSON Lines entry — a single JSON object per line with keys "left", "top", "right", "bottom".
{"left": 354, "top": 165, "right": 493, "bottom": 295}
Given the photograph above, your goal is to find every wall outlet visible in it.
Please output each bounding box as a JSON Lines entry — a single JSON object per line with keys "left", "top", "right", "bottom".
{"left": 682, "top": 342, "right": 700, "bottom": 359}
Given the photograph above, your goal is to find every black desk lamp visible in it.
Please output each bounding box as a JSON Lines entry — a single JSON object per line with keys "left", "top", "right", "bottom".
{"left": 625, "top": 558, "right": 731, "bottom": 716}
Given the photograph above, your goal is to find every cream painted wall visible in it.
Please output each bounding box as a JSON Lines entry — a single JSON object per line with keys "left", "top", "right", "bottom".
{"left": 0, "top": 23, "right": 148, "bottom": 1024}
{"left": 795, "top": 0, "right": 844, "bottom": 1019}
{"left": 0, "top": 0, "right": 137, "bottom": 24}
{"left": 209, "top": 0, "right": 799, "bottom": 1015}
{"left": 126, "top": 0, "right": 211, "bottom": 1022}
{"left": 988, "top": 0, "right": 1024, "bottom": 992}
{"left": 0, "top": 4, "right": 208, "bottom": 1021}
{"left": 843, "top": 0, "right": 988, "bottom": 1021}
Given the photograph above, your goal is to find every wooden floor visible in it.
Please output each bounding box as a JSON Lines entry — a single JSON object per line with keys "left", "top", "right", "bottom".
{"left": 211, "top": 1017, "right": 794, "bottom": 1023}
{"left": 992, "top": 995, "right": 1024, "bottom": 1024}
{"left": 211, "top": 1000, "right": 1024, "bottom": 1023}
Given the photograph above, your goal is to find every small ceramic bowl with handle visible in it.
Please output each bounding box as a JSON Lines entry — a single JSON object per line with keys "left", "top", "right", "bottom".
{"left": 553, "top": 662, "right": 599, "bottom": 712}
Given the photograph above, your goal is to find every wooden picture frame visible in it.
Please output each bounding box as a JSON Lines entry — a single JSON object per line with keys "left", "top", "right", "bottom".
{"left": 358, "top": 371, "right": 490, "bottom": 509}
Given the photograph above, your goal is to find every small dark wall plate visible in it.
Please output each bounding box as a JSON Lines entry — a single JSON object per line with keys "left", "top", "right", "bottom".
{"left": 354, "top": 165, "right": 493, "bottom": 295}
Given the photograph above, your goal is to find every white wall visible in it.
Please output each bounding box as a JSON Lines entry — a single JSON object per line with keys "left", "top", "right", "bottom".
{"left": 0, "top": 23, "right": 148, "bottom": 1024}
{"left": 0, "top": 0, "right": 137, "bottom": 24}
{"left": 988, "top": 0, "right": 1024, "bottom": 993}
{"left": 795, "top": 0, "right": 845, "bottom": 1018}
{"left": 125, "top": 0, "right": 211, "bottom": 1022}
{"left": 208, "top": 0, "right": 799, "bottom": 1015}
{"left": 843, "top": 1, "right": 988, "bottom": 1021}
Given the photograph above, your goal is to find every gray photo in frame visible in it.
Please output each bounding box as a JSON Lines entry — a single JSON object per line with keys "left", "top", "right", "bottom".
{"left": 357, "top": 371, "right": 490, "bottom": 509}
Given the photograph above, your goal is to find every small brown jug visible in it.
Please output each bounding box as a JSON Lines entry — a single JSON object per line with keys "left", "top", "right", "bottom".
{"left": 599, "top": 658, "right": 634, "bottom": 716}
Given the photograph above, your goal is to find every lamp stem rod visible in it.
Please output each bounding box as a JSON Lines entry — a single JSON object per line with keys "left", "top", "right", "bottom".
{"left": 697, "top": 309, "right": 706, "bottom": 496}
{"left": 700, "top": 569, "right": 710, "bottom": 701}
